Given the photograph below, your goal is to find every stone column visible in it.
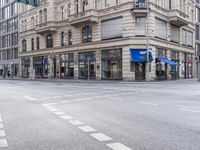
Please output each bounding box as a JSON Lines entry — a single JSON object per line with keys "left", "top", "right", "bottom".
{"left": 48, "top": 55, "right": 54, "bottom": 79}
{"left": 29, "top": 57, "right": 33, "bottom": 79}
{"left": 95, "top": 50, "right": 101, "bottom": 80}
{"left": 74, "top": 51, "right": 79, "bottom": 79}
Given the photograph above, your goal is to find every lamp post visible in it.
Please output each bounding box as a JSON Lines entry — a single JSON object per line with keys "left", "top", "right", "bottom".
{"left": 146, "top": 0, "right": 150, "bottom": 82}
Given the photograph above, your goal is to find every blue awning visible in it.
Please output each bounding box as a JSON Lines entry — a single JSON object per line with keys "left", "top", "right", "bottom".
{"left": 131, "top": 49, "right": 153, "bottom": 62}
{"left": 158, "top": 58, "right": 180, "bottom": 66}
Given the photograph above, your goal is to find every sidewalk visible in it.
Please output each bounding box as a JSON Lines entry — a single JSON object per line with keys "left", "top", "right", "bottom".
{"left": 0, "top": 77, "right": 199, "bottom": 84}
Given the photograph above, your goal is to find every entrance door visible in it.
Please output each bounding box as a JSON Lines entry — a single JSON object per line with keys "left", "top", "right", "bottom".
{"left": 135, "top": 63, "right": 145, "bottom": 81}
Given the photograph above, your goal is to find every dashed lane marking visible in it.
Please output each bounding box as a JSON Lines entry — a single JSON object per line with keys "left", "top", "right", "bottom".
{"left": 90, "top": 133, "right": 112, "bottom": 142}
{"left": 78, "top": 126, "right": 96, "bottom": 133}
{"left": 0, "top": 118, "right": 2, "bottom": 123}
{"left": 0, "top": 139, "right": 8, "bottom": 148}
{"left": 0, "top": 123, "right": 3, "bottom": 129}
{"left": 180, "top": 108, "right": 200, "bottom": 113}
{"left": 0, "top": 130, "right": 6, "bottom": 137}
{"left": 60, "top": 115, "right": 73, "bottom": 120}
{"left": 24, "top": 96, "right": 37, "bottom": 101}
{"left": 138, "top": 102, "right": 158, "bottom": 106}
{"left": 106, "top": 142, "right": 132, "bottom": 150}
{"left": 54, "top": 112, "right": 65, "bottom": 115}
{"left": 48, "top": 108, "right": 59, "bottom": 112}
{"left": 68, "top": 120, "right": 84, "bottom": 125}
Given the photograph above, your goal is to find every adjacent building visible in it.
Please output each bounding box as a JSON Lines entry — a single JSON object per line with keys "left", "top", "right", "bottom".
{"left": 18, "top": 0, "right": 196, "bottom": 81}
{"left": 0, "top": 0, "right": 19, "bottom": 79}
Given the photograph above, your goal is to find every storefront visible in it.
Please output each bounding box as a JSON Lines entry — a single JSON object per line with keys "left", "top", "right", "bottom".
{"left": 101, "top": 49, "right": 122, "bottom": 80}
{"left": 33, "top": 56, "right": 48, "bottom": 78}
{"left": 170, "top": 51, "right": 180, "bottom": 79}
{"left": 130, "top": 49, "right": 153, "bottom": 81}
{"left": 79, "top": 52, "right": 96, "bottom": 79}
{"left": 60, "top": 53, "right": 74, "bottom": 79}
{"left": 184, "top": 53, "right": 193, "bottom": 78}
{"left": 21, "top": 58, "right": 30, "bottom": 78}
{"left": 155, "top": 49, "right": 167, "bottom": 80}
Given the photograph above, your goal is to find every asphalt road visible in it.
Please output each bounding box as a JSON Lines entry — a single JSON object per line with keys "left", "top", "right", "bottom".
{"left": 0, "top": 79, "right": 200, "bottom": 150}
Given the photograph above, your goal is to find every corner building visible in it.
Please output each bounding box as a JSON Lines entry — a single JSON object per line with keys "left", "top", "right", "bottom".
{"left": 0, "top": 0, "right": 19, "bottom": 79}
{"left": 19, "top": 0, "right": 196, "bottom": 81}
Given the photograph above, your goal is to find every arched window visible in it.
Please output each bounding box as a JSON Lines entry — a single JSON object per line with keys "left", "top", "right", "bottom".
{"left": 22, "top": 40, "right": 27, "bottom": 52}
{"left": 82, "top": 25, "right": 92, "bottom": 43}
{"left": 47, "top": 34, "right": 53, "bottom": 48}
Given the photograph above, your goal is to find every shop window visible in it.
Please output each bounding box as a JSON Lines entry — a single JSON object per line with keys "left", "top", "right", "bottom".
{"left": 130, "top": 62, "right": 135, "bottom": 72}
{"left": 82, "top": 25, "right": 92, "bottom": 43}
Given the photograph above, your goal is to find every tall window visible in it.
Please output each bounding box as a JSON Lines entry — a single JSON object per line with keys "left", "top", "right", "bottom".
{"left": 82, "top": 25, "right": 92, "bottom": 43}
{"left": 37, "top": 37, "right": 40, "bottom": 49}
{"left": 44, "top": 9, "right": 47, "bottom": 23}
{"left": 67, "top": 3, "right": 71, "bottom": 16}
{"left": 31, "top": 38, "right": 34, "bottom": 50}
{"left": 39, "top": 10, "right": 42, "bottom": 24}
{"left": 170, "top": 24, "right": 179, "bottom": 43}
{"left": 47, "top": 34, "right": 53, "bottom": 48}
{"left": 31, "top": 17, "right": 35, "bottom": 29}
{"left": 75, "top": 0, "right": 79, "bottom": 14}
{"left": 155, "top": 18, "right": 167, "bottom": 39}
{"left": 61, "top": 6, "right": 65, "bottom": 20}
{"left": 135, "top": 17, "right": 146, "bottom": 36}
{"left": 22, "top": 40, "right": 27, "bottom": 52}
{"left": 68, "top": 31, "right": 72, "bottom": 45}
{"left": 101, "top": 17, "right": 123, "bottom": 40}
{"left": 61, "top": 32, "right": 65, "bottom": 46}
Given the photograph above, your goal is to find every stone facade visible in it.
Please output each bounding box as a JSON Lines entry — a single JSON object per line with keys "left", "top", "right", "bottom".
{"left": 18, "top": 0, "right": 196, "bottom": 81}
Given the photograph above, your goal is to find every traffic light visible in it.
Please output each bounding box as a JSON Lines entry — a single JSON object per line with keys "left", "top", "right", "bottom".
{"left": 17, "top": 0, "right": 40, "bottom": 7}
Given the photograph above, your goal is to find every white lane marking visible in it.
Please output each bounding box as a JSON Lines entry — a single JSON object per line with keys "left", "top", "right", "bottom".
{"left": 68, "top": 120, "right": 84, "bottom": 125}
{"left": 60, "top": 115, "right": 73, "bottom": 120}
{"left": 78, "top": 126, "right": 96, "bottom": 133}
{"left": 108, "top": 97, "right": 123, "bottom": 100}
{"left": 48, "top": 108, "right": 58, "bottom": 112}
{"left": 54, "top": 112, "right": 65, "bottom": 115}
{"left": 24, "top": 96, "right": 37, "bottom": 101}
{"left": 40, "top": 97, "right": 51, "bottom": 100}
{"left": 180, "top": 108, "right": 200, "bottom": 113}
{"left": 59, "top": 101, "right": 71, "bottom": 104}
{"left": 44, "top": 106, "right": 54, "bottom": 109}
{"left": 0, "top": 130, "right": 6, "bottom": 137}
{"left": 0, "top": 139, "right": 8, "bottom": 148}
{"left": 181, "top": 105, "right": 200, "bottom": 110}
{"left": 107, "top": 142, "right": 132, "bottom": 150}
{"left": 90, "top": 133, "right": 112, "bottom": 142}
{"left": 0, "top": 118, "right": 2, "bottom": 123}
{"left": 0, "top": 123, "right": 3, "bottom": 129}
{"left": 138, "top": 102, "right": 158, "bottom": 106}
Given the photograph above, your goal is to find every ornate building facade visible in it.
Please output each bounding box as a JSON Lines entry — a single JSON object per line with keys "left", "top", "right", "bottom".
{"left": 18, "top": 0, "right": 196, "bottom": 81}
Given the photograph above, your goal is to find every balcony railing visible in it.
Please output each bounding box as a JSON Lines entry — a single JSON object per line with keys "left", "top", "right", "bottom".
{"left": 168, "top": 10, "right": 189, "bottom": 26}
{"left": 35, "top": 21, "right": 57, "bottom": 34}
{"left": 68, "top": 9, "right": 98, "bottom": 27}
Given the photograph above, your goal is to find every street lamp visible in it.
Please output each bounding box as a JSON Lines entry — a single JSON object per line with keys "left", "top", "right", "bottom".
{"left": 146, "top": 0, "right": 150, "bottom": 82}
